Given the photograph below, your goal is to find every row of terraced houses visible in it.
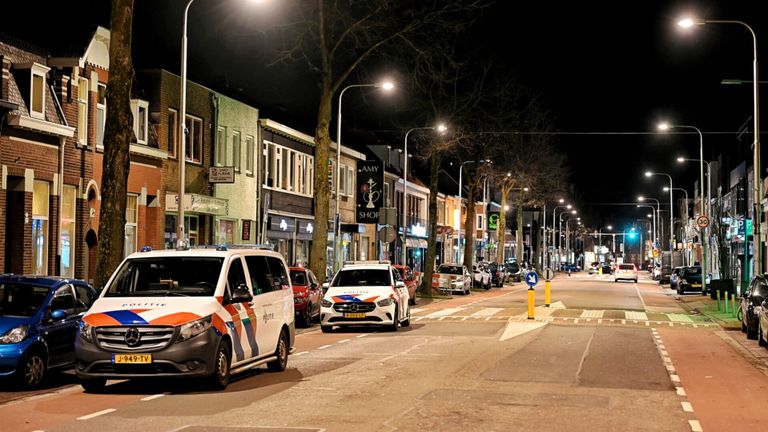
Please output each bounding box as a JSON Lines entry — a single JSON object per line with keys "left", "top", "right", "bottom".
{"left": 0, "top": 27, "right": 509, "bottom": 284}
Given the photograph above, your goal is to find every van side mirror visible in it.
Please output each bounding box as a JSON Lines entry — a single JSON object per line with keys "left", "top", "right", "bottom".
{"left": 230, "top": 283, "right": 253, "bottom": 304}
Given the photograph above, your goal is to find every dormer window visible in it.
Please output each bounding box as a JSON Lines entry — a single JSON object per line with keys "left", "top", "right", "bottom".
{"left": 21, "top": 63, "right": 50, "bottom": 120}
{"left": 130, "top": 99, "right": 149, "bottom": 145}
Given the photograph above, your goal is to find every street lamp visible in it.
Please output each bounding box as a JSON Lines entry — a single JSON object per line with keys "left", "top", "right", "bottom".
{"left": 645, "top": 172, "right": 674, "bottom": 251}
{"left": 677, "top": 16, "right": 761, "bottom": 275}
{"left": 599, "top": 225, "right": 612, "bottom": 247}
{"left": 333, "top": 81, "right": 394, "bottom": 271}
{"left": 638, "top": 196, "right": 661, "bottom": 248}
{"left": 402, "top": 123, "right": 447, "bottom": 265}
{"left": 637, "top": 205, "right": 657, "bottom": 254}
{"left": 456, "top": 159, "right": 491, "bottom": 263}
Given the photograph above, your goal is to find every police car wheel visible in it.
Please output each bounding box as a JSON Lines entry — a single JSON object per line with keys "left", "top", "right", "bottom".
{"left": 388, "top": 306, "right": 399, "bottom": 332}
{"left": 321, "top": 325, "right": 332, "bottom": 333}
{"left": 267, "top": 331, "right": 289, "bottom": 372}
{"left": 208, "top": 340, "right": 231, "bottom": 390}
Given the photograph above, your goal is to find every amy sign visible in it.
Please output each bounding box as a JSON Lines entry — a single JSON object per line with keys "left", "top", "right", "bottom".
{"left": 356, "top": 160, "right": 384, "bottom": 223}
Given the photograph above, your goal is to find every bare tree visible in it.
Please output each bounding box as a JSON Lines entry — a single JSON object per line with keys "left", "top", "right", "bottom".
{"left": 269, "top": 0, "right": 487, "bottom": 282}
{"left": 94, "top": 0, "right": 134, "bottom": 289}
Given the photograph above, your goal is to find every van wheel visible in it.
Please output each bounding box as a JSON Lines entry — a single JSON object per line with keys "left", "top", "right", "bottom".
{"left": 207, "top": 340, "right": 231, "bottom": 390}
{"left": 267, "top": 331, "right": 289, "bottom": 372}
{"left": 81, "top": 378, "right": 107, "bottom": 393}
{"left": 17, "top": 350, "right": 46, "bottom": 388}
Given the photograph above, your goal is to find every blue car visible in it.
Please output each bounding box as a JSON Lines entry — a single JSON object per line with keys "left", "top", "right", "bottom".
{"left": 0, "top": 275, "right": 97, "bottom": 387}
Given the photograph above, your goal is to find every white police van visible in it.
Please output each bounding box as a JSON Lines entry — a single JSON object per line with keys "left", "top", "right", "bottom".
{"left": 75, "top": 245, "right": 294, "bottom": 391}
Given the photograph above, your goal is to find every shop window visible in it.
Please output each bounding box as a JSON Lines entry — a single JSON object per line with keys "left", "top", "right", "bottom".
{"left": 164, "top": 214, "right": 199, "bottom": 249}
{"left": 217, "top": 219, "right": 235, "bottom": 245}
{"left": 124, "top": 194, "right": 138, "bottom": 258}
{"left": 96, "top": 83, "right": 106, "bottom": 149}
{"left": 77, "top": 77, "right": 88, "bottom": 146}
{"left": 32, "top": 180, "right": 50, "bottom": 275}
{"left": 60, "top": 185, "right": 77, "bottom": 278}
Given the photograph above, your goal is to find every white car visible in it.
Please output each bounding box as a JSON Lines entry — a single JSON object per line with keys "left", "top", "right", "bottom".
{"left": 320, "top": 261, "right": 410, "bottom": 332}
{"left": 433, "top": 264, "right": 472, "bottom": 295}
{"left": 472, "top": 264, "right": 491, "bottom": 290}
{"left": 614, "top": 263, "right": 638, "bottom": 283}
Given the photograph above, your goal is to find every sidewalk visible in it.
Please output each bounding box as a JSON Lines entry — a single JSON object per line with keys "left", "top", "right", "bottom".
{"left": 674, "top": 289, "right": 741, "bottom": 331}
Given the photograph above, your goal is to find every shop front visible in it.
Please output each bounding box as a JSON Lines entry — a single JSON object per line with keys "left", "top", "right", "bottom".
{"left": 164, "top": 193, "right": 228, "bottom": 248}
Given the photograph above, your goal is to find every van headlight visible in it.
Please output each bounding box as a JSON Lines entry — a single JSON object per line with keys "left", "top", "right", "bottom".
{"left": 321, "top": 299, "right": 333, "bottom": 308}
{"left": 176, "top": 315, "right": 212, "bottom": 343}
{"left": 78, "top": 321, "right": 93, "bottom": 343}
{"left": 376, "top": 298, "right": 393, "bottom": 307}
{"left": 0, "top": 325, "right": 28, "bottom": 344}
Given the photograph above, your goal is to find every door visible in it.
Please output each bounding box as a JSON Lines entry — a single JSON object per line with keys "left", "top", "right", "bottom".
{"left": 45, "top": 285, "right": 79, "bottom": 367}
{"left": 223, "top": 256, "right": 257, "bottom": 364}
{"left": 264, "top": 256, "right": 291, "bottom": 350}
{"left": 244, "top": 255, "right": 277, "bottom": 357}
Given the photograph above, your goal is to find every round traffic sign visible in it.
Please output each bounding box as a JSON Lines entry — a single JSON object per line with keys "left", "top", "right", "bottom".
{"left": 525, "top": 271, "right": 539, "bottom": 287}
{"left": 544, "top": 268, "right": 554, "bottom": 280}
{"left": 378, "top": 225, "right": 396, "bottom": 243}
{"left": 696, "top": 215, "right": 710, "bottom": 229}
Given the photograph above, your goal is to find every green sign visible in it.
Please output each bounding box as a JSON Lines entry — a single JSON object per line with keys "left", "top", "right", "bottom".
{"left": 746, "top": 218, "right": 753, "bottom": 236}
{"left": 488, "top": 212, "right": 500, "bottom": 230}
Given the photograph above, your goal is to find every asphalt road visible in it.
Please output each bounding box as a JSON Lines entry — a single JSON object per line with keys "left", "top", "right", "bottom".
{"left": 1, "top": 271, "right": 764, "bottom": 431}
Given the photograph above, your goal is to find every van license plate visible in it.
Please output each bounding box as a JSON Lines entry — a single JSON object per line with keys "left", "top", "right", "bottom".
{"left": 112, "top": 353, "right": 152, "bottom": 364}
{"left": 344, "top": 313, "right": 366, "bottom": 319}
{"left": 692, "top": 284, "right": 702, "bottom": 288}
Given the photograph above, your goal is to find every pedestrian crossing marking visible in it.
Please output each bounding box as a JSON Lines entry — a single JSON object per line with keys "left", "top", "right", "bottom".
{"left": 470, "top": 307, "right": 504, "bottom": 317}
{"left": 668, "top": 313, "right": 694, "bottom": 323}
{"left": 424, "top": 307, "right": 464, "bottom": 318}
{"left": 580, "top": 310, "right": 604, "bottom": 319}
{"left": 626, "top": 311, "right": 648, "bottom": 321}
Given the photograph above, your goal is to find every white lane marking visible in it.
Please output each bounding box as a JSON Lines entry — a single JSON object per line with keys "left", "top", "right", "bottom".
{"left": 470, "top": 307, "right": 505, "bottom": 317}
{"left": 574, "top": 318, "right": 579, "bottom": 324}
{"left": 439, "top": 316, "right": 447, "bottom": 321}
{"left": 415, "top": 317, "right": 424, "bottom": 322}
{"left": 499, "top": 321, "right": 547, "bottom": 341}
{"left": 77, "top": 409, "right": 117, "bottom": 420}
{"left": 338, "top": 339, "right": 350, "bottom": 344}
{"left": 660, "top": 349, "right": 669, "bottom": 356}
{"left": 356, "top": 334, "right": 369, "bottom": 338}
{"left": 633, "top": 282, "right": 648, "bottom": 310}
{"left": 462, "top": 317, "right": 469, "bottom": 321}
{"left": 621, "top": 319, "right": 626, "bottom": 325}
{"left": 293, "top": 351, "right": 309, "bottom": 356}
{"left": 425, "top": 307, "right": 465, "bottom": 318}
{"left": 670, "top": 374, "right": 681, "bottom": 382}
{"left": 485, "top": 317, "right": 492, "bottom": 321}
{"left": 681, "top": 401, "right": 694, "bottom": 412}
{"left": 317, "top": 344, "right": 332, "bottom": 350}
{"left": 666, "top": 365, "right": 676, "bottom": 372}
{"left": 410, "top": 308, "right": 426, "bottom": 314}
{"left": 677, "top": 387, "right": 687, "bottom": 396}
{"left": 580, "top": 310, "right": 604, "bottom": 319}
{"left": 140, "top": 393, "right": 168, "bottom": 401}
{"left": 669, "top": 322, "right": 674, "bottom": 327}
{"left": 689, "top": 420, "right": 703, "bottom": 432}
{"left": 645, "top": 321, "right": 650, "bottom": 326}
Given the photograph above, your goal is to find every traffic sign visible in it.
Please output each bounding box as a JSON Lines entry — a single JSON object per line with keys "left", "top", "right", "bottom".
{"left": 543, "top": 268, "right": 554, "bottom": 281}
{"left": 378, "top": 225, "right": 396, "bottom": 243}
{"left": 525, "top": 271, "right": 539, "bottom": 287}
{"left": 696, "top": 215, "right": 710, "bottom": 229}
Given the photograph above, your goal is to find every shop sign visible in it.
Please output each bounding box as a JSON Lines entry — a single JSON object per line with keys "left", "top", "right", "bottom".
{"left": 298, "top": 220, "right": 314, "bottom": 234}
{"left": 488, "top": 212, "right": 500, "bottom": 230}
{"left": 270, "top": 216, "right": 295, "bottom": 232}
{"left": 410, "top": 223, "right": 427, "bottom": 237}
{"left": 242, "top": 220, "right": 251, "bottom": 241}
{"left": 209, "top": 167, "right": 235, "bottom": 183}
{"left": 165, "top": 193, "right": 228, "bottom": 216}
{"left": 356, "top": 160, "right": 384, "bottom": 224}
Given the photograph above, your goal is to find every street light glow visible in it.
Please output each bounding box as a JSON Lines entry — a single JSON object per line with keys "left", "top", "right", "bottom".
{"left": 559, "top": 198, "right": 565, "bottom": 203}
{"left": 677, "top": 157, "right": 685, "bottom": 162}
{"left": 571, "top": 210, "right": 577, "bottom": 214}
{"left": 607, "top": 225, "right": 613, "bottom": 230}
{"left": 663, "top": 186, "right": 670, "bottom": 191}
{"left": 523, "top": 187, "right": 529, "bottom": 192}
{"left": 638, "top": 196, "right": 645, "bottom": 201}
{"left": 436, "top": 123, "right": 448, "bottom": 133}
{"left": 644, "top": 171, "right": 653, "bottom": 177}
{"left": 657, "top": 122, "right": 670, "bottom": 131}
{"left": 379, "top": 81, "right": 395, "bottom": 90}
{"left": 567, "top": 204, "right": 572, "bottom": 209}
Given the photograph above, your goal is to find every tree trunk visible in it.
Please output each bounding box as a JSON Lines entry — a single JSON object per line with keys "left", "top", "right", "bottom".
{"left": 516, "top": 196, "right": 524, "bottom": 264}
{"left": 94, "top": 0, "right": 134, "bottom": 290}
{"left": 463, "top": 183, "right": 476, "bottom": 270}
{"left": 496, "top": 184, "right": 508, "bottom": 264}
{"left": 310, "top": 81, "right": 333, "bottom": 283}
{"left": 421, "top": 151, "right": 441, "bottom": 296}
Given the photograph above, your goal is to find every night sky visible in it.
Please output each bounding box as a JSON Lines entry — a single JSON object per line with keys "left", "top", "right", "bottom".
{"left": 4, "top": 0, "right": 766, "bottom": 229}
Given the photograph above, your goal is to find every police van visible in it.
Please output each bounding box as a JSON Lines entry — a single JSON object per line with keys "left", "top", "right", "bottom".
{"left": 75, "top": 245, "right": 294, "bottom": 391}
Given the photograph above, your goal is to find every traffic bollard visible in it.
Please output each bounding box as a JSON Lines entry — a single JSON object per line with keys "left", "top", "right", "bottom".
{"left": 725, "top": 294, "right": 730, "bottom": 314}
{"left": 732, "top": 294, "right": 737, "bottom": 317}
{"left": 716, "top": 290, "right": 721, "bottom": 311}
{"left": 527, "top": 287, "right": 535, "bottom": 320}
{"left": 545, "top": 280, "right": 551, "bottom": 307}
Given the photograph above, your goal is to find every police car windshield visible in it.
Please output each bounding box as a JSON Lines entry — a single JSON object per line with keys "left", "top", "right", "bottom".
{"left": 105, "top": 257, "right": 224, "bottom": 297}
{"left": 331, "top": 269, "right": 390, "bottom": 287}
{"left": 0, "top": 283, "right": 50, "bottom": 317}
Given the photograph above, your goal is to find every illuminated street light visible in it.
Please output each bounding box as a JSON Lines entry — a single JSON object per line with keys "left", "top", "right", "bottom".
{"left": 644, "top": 172, "right": 674, "bottom": 251}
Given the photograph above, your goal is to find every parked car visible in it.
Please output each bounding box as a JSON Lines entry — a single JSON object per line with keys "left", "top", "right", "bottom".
{"left": 393, "top": 264, "right": 418, "bottom": 305}
{"left": 676, "top": 266, "right": 703, "bottom": 295}
{"left": 433, "top": 264, "right": 472, "bottom": 295}
{"left": 472, "top": 264, "right": 492, "bottom": 290}
{"left": 485, "top": 262, "right": 505, "bottom": 287}
{"left": 588, "top": 262, "right": 600, "bottom": 275}
{"left": 505, "top": 261, "right": 522, "bottom": 282}
{"left": 600, "top": 264, "right": 613, "bottom": 275}
{"left": 320, "top": 261, "right": 410, "bottom": 332}
{"left": 669, "top": 266, "right": 683, "bottom": 289}
{"left": 0, "top": 275, "right": 97, "bottom": 387}
{"left": 560, "top": 263, "right": 580, "bottom": 272}
{"left": 740, "top": 276, "right": 767, "bottom": 340}
{"left": 614, "top": 263, "right": 638, "bottom": 283}
{"left": 290, "top": 267, "right": 321, "bottom": 328}
{"left": 76, "top": 245, "right": 295, "bottom": 392}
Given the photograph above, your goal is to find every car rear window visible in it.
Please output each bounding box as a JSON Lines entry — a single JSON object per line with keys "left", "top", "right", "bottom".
{"left": 619, "top": 264, "right": 634, "bottom": 270}
{"left": 437, "top": 265, "right": 463, "bottom": 275}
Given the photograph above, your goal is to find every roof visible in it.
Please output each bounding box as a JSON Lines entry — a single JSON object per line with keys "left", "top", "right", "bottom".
{"left": 0, "top": 274, "right": 86, "bottom": 287}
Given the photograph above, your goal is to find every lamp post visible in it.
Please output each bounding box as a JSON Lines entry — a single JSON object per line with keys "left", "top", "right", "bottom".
{"left": 637, "top": 205, "right": 657, "bottom": 258}
{"left": 599, "top": 225, "right": 613, "bottom": 248}
{"left": 545, "top": 198, "right": 565, "bottom": 269}
{"left": 402, "top": 124, "right": 446, "bottom": 266}
{"left": 333, "top": 81, "right": 394, "bottom": 272}
{"left": 645, "top": 172, "right": 674, "bottom": 251}
{"left": 552, "top": 204, "right": 572, "bottom": 269}
{"left": 560, "top": 210, "right": 576, "bottom": 266}
{"left": 678, "top": 17, "right": 761, "bottom": 275}
{"left": 457, "top": 159, "right": 490, "bottom": 263}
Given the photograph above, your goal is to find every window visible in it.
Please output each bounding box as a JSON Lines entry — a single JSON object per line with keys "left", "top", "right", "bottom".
{"left": 232, "top": 131, "right": 241, "bottom": 172}
{"left": 32, "top": 180, "right": 50, "bottom": 275}
{"left": 60, "top": 185, "right": 77, "bottom": 278}
{"left": 215, "top": 126, "right": 226, "bottom": 167}
{"left": 262, "top": 141, "right": 314, "bottom": 196}
{"left": 245, "top": 135, "right": 254, "bottom": 175}
{"left": 131, "top": 99, "right": 149, "bottom": 144}
{"left": 96, "top": 83, "right": 106, "bottom": 149}
{"left": 244, "top": 255, "right": 271, "bottom": 296}
{"left": 226, "top": 257, "right": 248, "bottom": 299}
{"left": 168, "top": 109, "right": 178, "bottom": 158}
{"left": 74, "top": 285, "right": 94, "bottom": 313}
{"left": 77, "top": 77, "right": 88, "bottom": 145}
{"left": 339, "top": 164, "right": 354, "bottom": 196}
{"left": 266, "top": 257, "right": 289, "bottom": 291}
{"left": 29, "top": 64, "right": 49, "bottom": 119}
{"left": 124, "top": 194, "right": 138, "bottom": 258}
{"left": 476, "top": 214, "right": 484, "bottom": 230}
{"left": 384, "top": 183, "right": 391, "bottom": 206}
{"left": 185, "top": 115, "right": 203, "bottom": 163}
{"left": 217, "top": 219, "right": 235, "bottom": 245}
{"left": 51, "top": 285, "right": 75, "bottom": 314}
{"left": 164, "top": 214, "right": 199, "bottom": 249}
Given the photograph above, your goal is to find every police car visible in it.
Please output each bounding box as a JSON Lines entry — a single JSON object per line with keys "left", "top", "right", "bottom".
{"left": 75, "top": 245, "right": 295, "bottom": 391}
{"left": 320, "top": 261, "right": 410, "bottom": 332}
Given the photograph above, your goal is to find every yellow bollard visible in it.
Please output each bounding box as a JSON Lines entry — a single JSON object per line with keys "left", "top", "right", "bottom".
{"left": 545, "top": 280, "right": 551, "bottom": 307}
{"left": 527, "top": 287, "right": 536, "bottom": 319}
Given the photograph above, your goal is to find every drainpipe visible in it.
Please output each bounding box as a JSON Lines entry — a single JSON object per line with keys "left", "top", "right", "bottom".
{"left": 51, "top": 82, "right": 68, "bottom": 273}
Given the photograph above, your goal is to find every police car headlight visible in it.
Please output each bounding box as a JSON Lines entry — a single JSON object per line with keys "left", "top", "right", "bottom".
{"left": 0, "top": 325, "right": 28, "bottom": 344}
{"left": 321, "top": 299, "right": 333, "bottom": 308}
{"left": 376, "top": 298, "right": 393, "bottom": 307}
{"left": 78, "top": 321, "right": 93, "bottom": 343}
{"left": 177, "top": 315, "right": 212, "bottom": 343}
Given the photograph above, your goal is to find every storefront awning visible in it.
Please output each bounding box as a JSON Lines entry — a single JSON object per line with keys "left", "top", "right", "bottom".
{"left": 418, "top": 239, "right": 428, "bottom": 248}
{"left": 406, "top": 238, "right": 417, "bottom": 247}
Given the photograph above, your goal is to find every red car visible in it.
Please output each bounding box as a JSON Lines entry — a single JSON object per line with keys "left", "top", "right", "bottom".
{"left": 393, "top": 264, "right": 418, "bottom": 305}
{"left": 289, "top": 267, "right": 322, "bottom": 327}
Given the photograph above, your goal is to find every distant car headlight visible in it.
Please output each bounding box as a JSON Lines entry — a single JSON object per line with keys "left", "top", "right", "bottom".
{"left": 78, "top": 321, "right": 93, "bottom": 343}
{"left": 0, "top": 325, "right": 29, "bottom": 344}
{"left": 176, "top": 315, "right": 212, "bottom": 343}
{"left": 321, "top": 299, "right": 333, "bottom": 308}
{"left": 377, "top": 298, "right": 393, "bottom": 307}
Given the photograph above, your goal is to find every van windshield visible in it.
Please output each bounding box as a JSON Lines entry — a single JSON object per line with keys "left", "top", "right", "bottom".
{"left": 105, "top": 257, "right": 224, "bottom": 297}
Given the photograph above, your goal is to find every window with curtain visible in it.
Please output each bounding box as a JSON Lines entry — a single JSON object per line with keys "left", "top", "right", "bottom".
{"left": 124, "top": 194, "right": 138, "bottom": 258}
{"left": 60, "top": 185, "right": 77, "bottom": 277}
{"left": 32, "top": 180, "right": 50, "bottom": 275}
{"left": 77, "top": 78, "right": 88, "bottom": 145}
